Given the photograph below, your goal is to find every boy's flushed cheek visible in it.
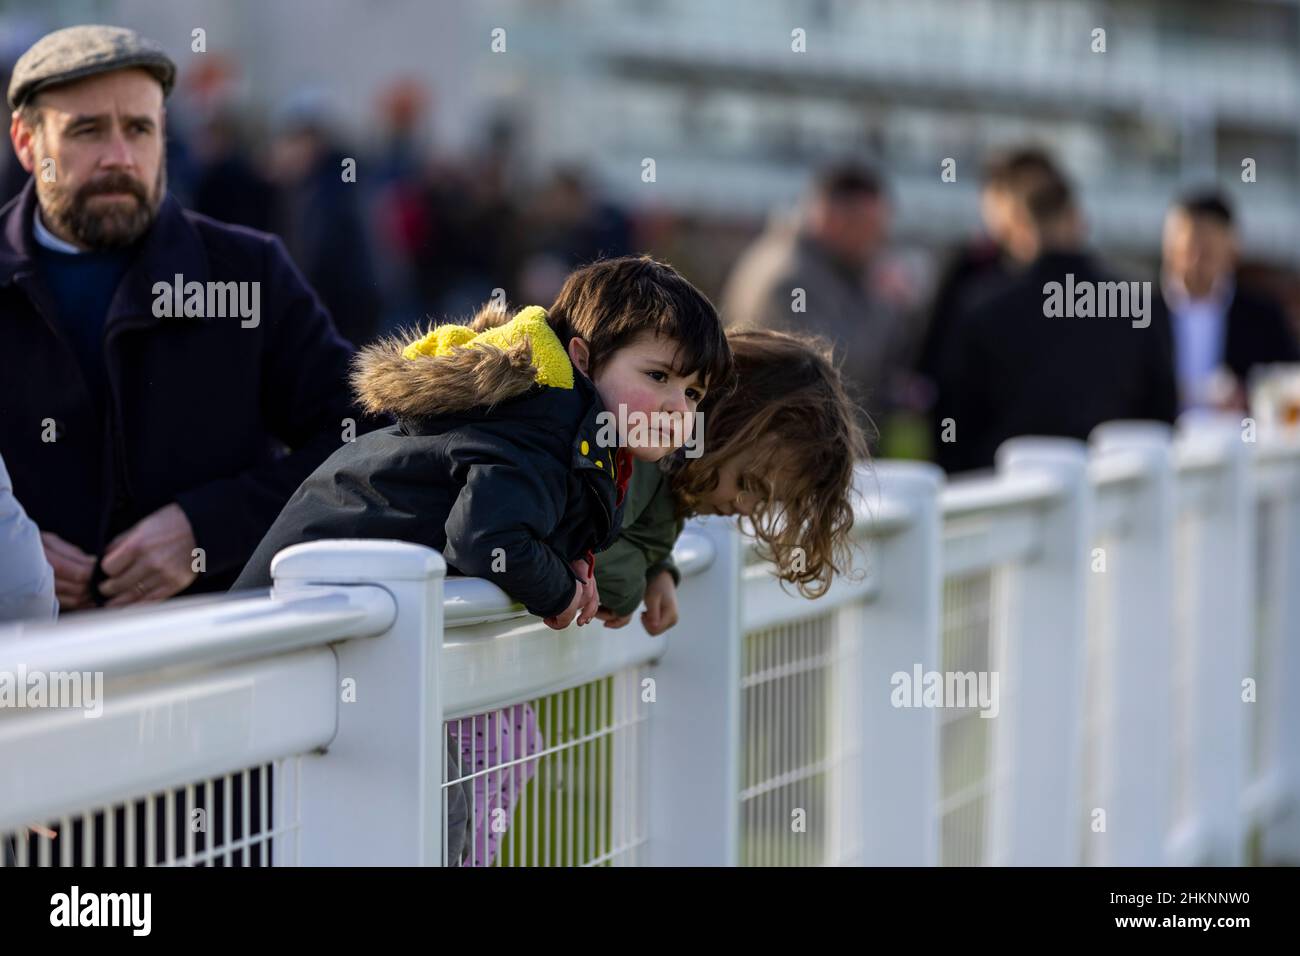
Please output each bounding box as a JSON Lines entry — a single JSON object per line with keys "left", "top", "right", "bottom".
{"left": 616, "top": 386, "right": 661, "bottom": 420}
{"left": 614, "top": 391, "right": 672, "bottom": 446}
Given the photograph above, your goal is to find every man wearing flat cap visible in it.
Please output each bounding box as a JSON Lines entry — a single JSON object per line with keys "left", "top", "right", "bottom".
{"left": 0, "top": 25, "right": 379, "bottom": 609}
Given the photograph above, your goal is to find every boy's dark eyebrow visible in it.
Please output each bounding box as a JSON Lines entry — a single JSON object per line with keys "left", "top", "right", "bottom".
{"left": 646, "top": 358, "right": 706, "bottom": 390}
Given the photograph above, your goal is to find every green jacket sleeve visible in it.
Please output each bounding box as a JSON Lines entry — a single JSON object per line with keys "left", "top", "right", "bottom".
{"left": 595, "top": 462, "right": 683, "bottom": 616}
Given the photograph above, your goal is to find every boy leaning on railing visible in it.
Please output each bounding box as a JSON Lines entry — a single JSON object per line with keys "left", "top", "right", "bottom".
{"left": 231, "top": 255, "right": 732, "bottom": 864}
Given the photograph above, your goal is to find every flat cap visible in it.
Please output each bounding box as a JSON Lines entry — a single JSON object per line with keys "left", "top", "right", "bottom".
{"left": 7, "top": 24, "right": 176, "bottom": 111}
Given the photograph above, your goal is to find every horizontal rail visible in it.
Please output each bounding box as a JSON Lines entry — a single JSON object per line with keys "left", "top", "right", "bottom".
{"left": 741, "top": 558, "right": 878, "bottom": 631}
{"left": 853, "top": 495, "right": 914, "bottom": 538}
{"left": 0, "top": 585, "right": 396, "bottom": 681}
{"left": 1087, "top": 448, "right": 1150, "bottom": 490}
{"left": 440, "top": 617, "right": 665, "bottom": 718}
{"left": 444, "top": 529, "right": 715, "bottom": 629}
{"left": 1174, "top": 434, "right": 1231, "bottom": 475}
{"left": 0, "top": 648, "right": 336, "bottom": 831}
{"left": 941, "top": 509, "right": 1046, "bottom": 577}
{"left": 940, "top": 469, "right": 1065, "bottom": 521}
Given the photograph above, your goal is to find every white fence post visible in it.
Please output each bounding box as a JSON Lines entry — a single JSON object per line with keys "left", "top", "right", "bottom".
{"left": 990, "top": 437, "right": 1091, "bottom": 866}
{"left": 1089, "top": 421, "right": 1176, "bottom": 865}
{"left": 858, "top": 461, "right": 943, "bottom": 865}
{"left": 271, "top": 539, "right": 447, "bottom": 866}
{"left": 646, "top": 516, "right": 742, "bottom": 866}
{"left": 1255, "top": 435, "right": 1300, "bottom": 864}
{"left": 1171, "top": 417, "right": 1254, "bottom": 865}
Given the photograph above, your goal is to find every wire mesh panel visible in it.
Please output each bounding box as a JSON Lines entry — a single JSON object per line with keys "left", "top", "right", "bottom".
{"left": 1079, "top": 534, "right": 1116, "bottom": 866}
{"left": 0, "top": 761, "right": 296, "bottom": 867}
{"left": 738, "top": 609, "right": 860, "bottom": 866}
{"left": 938, "top": 570, "right": 997, "bottom": 866}
{"left": 442, "top": 666, "right": 649, "bottom": 867}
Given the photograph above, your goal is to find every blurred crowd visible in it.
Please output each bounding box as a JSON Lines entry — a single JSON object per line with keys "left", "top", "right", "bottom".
{"left": 4, "top": 64, "right": 1298, "bottom": 477}
{"left": 0, "top": 69, "right": 637, "bottom": 351}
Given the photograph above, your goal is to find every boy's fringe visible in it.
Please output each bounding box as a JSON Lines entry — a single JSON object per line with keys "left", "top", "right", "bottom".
{"left": 350, "top": 300, "right": 538, "bottom": 419}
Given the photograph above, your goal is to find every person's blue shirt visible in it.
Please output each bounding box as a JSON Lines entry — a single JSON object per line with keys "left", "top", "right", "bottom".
{"left": 30, "top": 211, "right": 135, "bottom": 409}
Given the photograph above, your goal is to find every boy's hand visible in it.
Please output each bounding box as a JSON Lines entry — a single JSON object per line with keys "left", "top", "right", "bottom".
{"left": 572, "top": 558, "right": 599, "bottom": 626}
{"left": 543, "top": 580, "right": 584, "bottom": 630}
{"left": 543, "top": 559, "right": 599, "bottom": 629}
{"left": 641, "top": 569, "right": 678, "bottom": 636}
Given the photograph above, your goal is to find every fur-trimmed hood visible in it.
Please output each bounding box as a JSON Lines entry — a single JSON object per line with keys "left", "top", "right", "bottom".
{"left": 350, "top": 303, "right": 573, "bottom": 419}
{"left": 233, "top": 303, "right": 630, "bottom": 614}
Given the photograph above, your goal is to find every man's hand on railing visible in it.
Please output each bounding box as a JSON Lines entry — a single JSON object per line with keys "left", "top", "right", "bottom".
{"left": 543, "top": 559, "right": 599, "bottom": 629}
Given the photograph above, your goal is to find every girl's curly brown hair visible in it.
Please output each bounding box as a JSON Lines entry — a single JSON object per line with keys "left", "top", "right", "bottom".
{"left": 672, "top": 328, "right": 872, "bottom": 598}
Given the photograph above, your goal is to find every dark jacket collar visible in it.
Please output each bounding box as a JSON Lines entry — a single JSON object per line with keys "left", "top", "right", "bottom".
{"left": 0, "top": 177, "right": 210, "bottom": 329}
{"left": 1031, "top": 248, "right": 1097, "bottom": 277}
{"left": 400, "top": 368, "right": 624, "bottom": 537}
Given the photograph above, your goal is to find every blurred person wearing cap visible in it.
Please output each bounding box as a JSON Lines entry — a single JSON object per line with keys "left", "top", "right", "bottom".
{"left": 721, "top": 163, "right": 901, "bottom": 431}
{"left": 1153, "top": 190, "right": 1299, "bottom": 413}
{"left": 936, "top": 165, "right": 1178, "bottom": 474}
{"left": 0, "top": 25, "right": 375, "bottom": 611}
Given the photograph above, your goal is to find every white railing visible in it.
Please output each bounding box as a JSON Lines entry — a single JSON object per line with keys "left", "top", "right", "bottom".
{"left": 1, "top": 417, "right": 1297, "bottom": 866}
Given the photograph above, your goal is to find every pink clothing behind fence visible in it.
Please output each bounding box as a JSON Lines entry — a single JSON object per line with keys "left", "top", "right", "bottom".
{"left": 454, "top": 704, "right": 543, "bottom": 867}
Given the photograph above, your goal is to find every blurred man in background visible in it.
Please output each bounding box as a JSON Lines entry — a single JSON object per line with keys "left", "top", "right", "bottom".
{"left": 721, "top": 163, "right": 899, "bottom": 429}
{"left": 1154, "top": 190, "right": 1299, "bottom": 412}
{"left": 191, "top": 107, "right": 274, "bottom": 233}
{"left": 917, "top": 148, "right": 1062, "bottom": 468}
{"left": 936, "top": 163, "right": 1177, "bottom": 473}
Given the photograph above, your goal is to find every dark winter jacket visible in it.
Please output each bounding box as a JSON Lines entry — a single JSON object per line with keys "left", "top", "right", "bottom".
{"left": 0, "top": 179, "right": 370, "bottom": 597}
{"left": 937, "top": 250, "right": 1178, "bottom": 473}
{"left": 231, "top": 305, "right": 628, "bottom": 618}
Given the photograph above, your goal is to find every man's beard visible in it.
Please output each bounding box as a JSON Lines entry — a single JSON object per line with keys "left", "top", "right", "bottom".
{"left": 37, "top": 159, "right": 166, "bottom": 250}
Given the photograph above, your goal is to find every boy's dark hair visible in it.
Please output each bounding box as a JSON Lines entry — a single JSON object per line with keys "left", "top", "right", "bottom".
{"left": 546, "top": 255, "right": 732, "bottom": 389}
{"left": 1174, "top": 189, "right": 1234, "bottom": 228}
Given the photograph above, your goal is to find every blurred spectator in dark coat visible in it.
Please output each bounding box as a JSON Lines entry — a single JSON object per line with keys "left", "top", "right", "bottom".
{"left": 937, "top": 168, "right": 1177, "bottom": 474}
{"left": 270, "top": 95, "right": 382, "bottom": 346}
{"left": 918, "top": 147, "right": 1065, "bottom": 469}
{"left": 721, "top": 163, "right": 901, "bottom": 428}
{"left": 1154, "top": 189, "right": 1300, "bottom": 412}
{"left": 417, "top": 148, "right": 527, "bottom": 316}
{"left": 511, "top": 165, "right": 629, "bottom": 307}
{"left": 192, "top": 108, "right": 274, "bottom": 232}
